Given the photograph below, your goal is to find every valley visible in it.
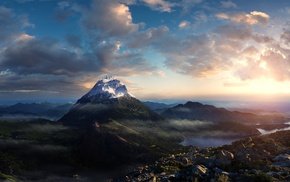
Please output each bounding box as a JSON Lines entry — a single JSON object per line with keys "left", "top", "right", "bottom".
{"left": 1, "top": 77, "right": 290, "bottom": 181}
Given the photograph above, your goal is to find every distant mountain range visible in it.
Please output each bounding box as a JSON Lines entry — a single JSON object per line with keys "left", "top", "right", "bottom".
{"left": 161, "top": 101, "right": 288, "bottom": 124}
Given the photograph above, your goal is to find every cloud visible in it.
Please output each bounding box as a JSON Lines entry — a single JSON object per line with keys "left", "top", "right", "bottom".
{"left": 180, "top": 0, "right": 203, "bottom": 14}
{"left": 14, "top": 33, "right": 35, "bottom": 41}
{"left": 0, "top": 6, "right": 20, "bottom": 44}
{"left": 214, "top": 25, "right": 273, "bottom": 44}
{"left": 0, "top": 36, "right": 157, "bottom": 100}
{"left": 216, "top": 11, "right": 270, "bottom": 25}
{"left": 57, "top": 1, "right": 71, "bottom": 9}
{"left": 235, "top": 47, "right": 290, "bottom": 81}
{"left": 1, "top": 38, "right": 104, "bottom": 76}
{"left": 18, "top": 14, "right": 35, "bottom": 28}
{"left": 168, "top": 119, "right": 214, "bottom": 131}
{"left": 109, "top": 50, "right": 157, "bottom": 76}
{"left": 0, "top": 72, "right": 87, "bottom": 100}
{"left": 74, "top": 0, "right": 138, "bottom": 38}
{"left": 260, "top": 49, "right": 290, "bottom": 81}
{"left": 223, "top": 82, "right": 248, "bottom": 87}
{"left": 1, "top": 35, "right": 157, "bottom": 78}
{"left": 126, "top": 22, "right": 290, "bottom": 81}
{"left": 179, "top": 20, "right": 191, "bottom": 29}
{"left": 156, "top": 70, "right": 166, "bottom": 77}
{"left": 141, "top": 0, "right": 175, "bottom": 12}
{"left": 127, "top": 26, "right": 169, "bottom": 48}
{"left": 214, "top": 25, "right": 252, "bottom": 40}
{"left": 65, "top": 34, "right": 82, "bottom": 48}
{"left": 221, "top": 1, "right": 237, "bottom": 9}
{"left": 190, "top": 11, "right": 208, "bottom": 28}
{"left": 281, "top": 28, "right": 290, "bottom": 46}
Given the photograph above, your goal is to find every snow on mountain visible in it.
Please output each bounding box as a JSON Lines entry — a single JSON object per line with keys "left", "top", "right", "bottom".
{"left": 83, "top": 75, "right": 134, "bottom": 100}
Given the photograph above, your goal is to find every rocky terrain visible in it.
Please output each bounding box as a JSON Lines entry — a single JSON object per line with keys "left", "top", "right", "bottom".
{"left": 113, "top": 130, "right": 290, "bottom": 182}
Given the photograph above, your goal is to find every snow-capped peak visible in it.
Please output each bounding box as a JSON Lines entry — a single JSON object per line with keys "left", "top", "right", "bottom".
{"left": 84, "top": 75, "right": 133, "bottom": 99}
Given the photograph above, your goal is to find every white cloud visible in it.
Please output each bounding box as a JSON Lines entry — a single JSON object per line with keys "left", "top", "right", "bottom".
{"left": 156, "top": 70, "right": 166, "bottom": 77}
{"left": 14, "top": 33, "right": 35, "bottom": 41}
{"left": 216, "top": 11, "right": 270, "bottom": 25}
{"left": 142, "top": 0, "right": 175, "bottom": 12}
{"left": 179, "top": 20, "right": 191, "bottom": 29}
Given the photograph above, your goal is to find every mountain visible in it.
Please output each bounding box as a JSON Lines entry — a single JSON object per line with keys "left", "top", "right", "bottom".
{"left": 142, "top": 101, "right": 178, "bottom": 114}
{"left": 0, "top": 102, "right": 73, "bottom": 119}
{"left": 59, "top": 76, "right": 182, "bottom": 168}
{"left": 142, "top": 101, "right": 177, "bottom": 110}
{"left": 60, "top": 75, "right": 162, "bottom": 127}
{"left": 162, "top": 101, "right": 288, "bottom": 124}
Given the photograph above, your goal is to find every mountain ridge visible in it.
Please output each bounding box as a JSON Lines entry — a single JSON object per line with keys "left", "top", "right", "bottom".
{"left": 162, "top": 101, "right": 287, "bottom": 124}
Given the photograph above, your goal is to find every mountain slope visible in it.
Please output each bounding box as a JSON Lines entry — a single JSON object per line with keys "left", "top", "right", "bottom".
{"left": 58, "top": 76, "right": 182, "bottom": 168}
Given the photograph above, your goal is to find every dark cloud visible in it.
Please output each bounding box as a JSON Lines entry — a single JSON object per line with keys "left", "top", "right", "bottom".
{"left": 54, "top": 10, "right": 74, "bottom": 22}
{"left": 0, "top": 72, "right": 88, "bottom": 101}
{"left": 0, "top": 6, "right": 20, "bottom": 43}
{"left": 1, "top": 38, "right": 104, "bottom": 76}
{"left": 65, "top": 34, "right": 82, "bottom": 48}
{"left": 54, "top": 1, "right": 74, "bottom": 23}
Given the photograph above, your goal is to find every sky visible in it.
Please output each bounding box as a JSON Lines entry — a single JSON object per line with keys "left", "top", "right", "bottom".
{"left": 1, "top": 0, "right": 290, "bottom": 104}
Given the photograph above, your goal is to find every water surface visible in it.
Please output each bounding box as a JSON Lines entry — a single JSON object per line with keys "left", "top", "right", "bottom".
{"left": 181, "top": 137, "right": 241, "bottom": 148}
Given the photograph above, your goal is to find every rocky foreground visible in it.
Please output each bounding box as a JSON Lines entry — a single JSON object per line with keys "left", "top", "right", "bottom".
{"left": 112, "top": 130, "right": 290, "bottom": 182}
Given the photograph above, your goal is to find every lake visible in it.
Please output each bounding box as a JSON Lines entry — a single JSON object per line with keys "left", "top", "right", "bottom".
{"left": 182, "top": 122, "right": 290, "bottom": 148}
{"left": 180, "top": 137, "right": 242, "bottom": 148}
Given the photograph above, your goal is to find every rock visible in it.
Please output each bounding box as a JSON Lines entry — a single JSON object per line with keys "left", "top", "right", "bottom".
{"left": 244, "top": 137, "right": 253, "bottom": 144}
{"left": 194, "top": 154, "right": 208, "bottom": 164}
{"left": 273, "top": 154, "right": 290, "bottom": 162}
{"left": 215, "top": 150, "right": 234, "bottom": 168}
{"left": 266, "top": 171, "right": 280, "bottom": 178}
{"left": 234, "top": 150, "right": 251, "bottom": 164}
{"left": 178, "top": 156, "right": 190, "bottom": 165}
{"left": 217, "top": 150, "right": 234, "bottom": 160}
{"left": 250, "top": 169, "right": 259, "bottom": 174}
{"left": 273, "top": 154, "right": 290, "bottom": 167}
{"left": 201, "top": 148, "right": 212, "bottom": 155}
{"left": 192, "top": 165, "right": 208, "bottom": 176}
